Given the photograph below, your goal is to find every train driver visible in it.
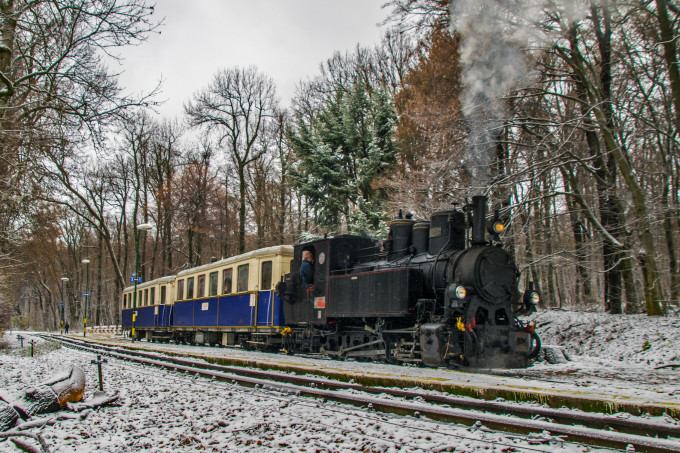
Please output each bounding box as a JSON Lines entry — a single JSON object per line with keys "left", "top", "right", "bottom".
{"left": 300, "top": 250, "right": 314, "bottom": 286}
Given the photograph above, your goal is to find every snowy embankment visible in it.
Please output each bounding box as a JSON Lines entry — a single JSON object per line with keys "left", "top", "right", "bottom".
{"left": 531, "top": 309, "right": 680, "bottom": 367}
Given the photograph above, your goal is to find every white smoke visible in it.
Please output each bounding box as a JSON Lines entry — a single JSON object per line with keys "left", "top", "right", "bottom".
{"left": 451, "top": 0, "right": 600, "bottom": 188}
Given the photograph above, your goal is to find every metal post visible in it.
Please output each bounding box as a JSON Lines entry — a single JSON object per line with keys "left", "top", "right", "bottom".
{"left": 132, "top": 228, "right": 140, "bottom": 341}
{"left": 132, "top": 223, "right": 153, "bottom": 342}
{"left": 17, "top": 335, "right": 23, "bottom": 348}
{"left": 60, "top": 277, "right": 69, "bottom": 335}
{"left": 29, "top": 340, "right": 36, "bottom": 357}
{"left": 82, "top": 259, "right": 90, "bottom": 337}
{"left": 91, "top": 355, "right": 108, "bottom": 391}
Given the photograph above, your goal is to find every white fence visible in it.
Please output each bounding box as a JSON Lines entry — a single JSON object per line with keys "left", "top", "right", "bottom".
{"left": 88, "top": 325, "right": 123, "bottom": 335}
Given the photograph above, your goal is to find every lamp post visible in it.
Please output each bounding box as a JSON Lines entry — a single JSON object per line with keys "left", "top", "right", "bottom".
{"left": 132, "top": 223, "right": 153, "bottom": 341}
{"left": 60, "top": 277, "right": 69, "bottom": 334}
{"left": 82, "top": 259, "right": 90, "bottom": 337}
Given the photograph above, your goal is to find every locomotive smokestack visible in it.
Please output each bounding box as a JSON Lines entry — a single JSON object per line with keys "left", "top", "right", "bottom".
{"left": 471, "top": 195, "right": 487, "bottom": 245}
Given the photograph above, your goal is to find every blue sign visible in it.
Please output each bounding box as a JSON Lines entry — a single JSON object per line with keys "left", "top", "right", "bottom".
{"left": 129, "top": 277, "right": 143, "bottom": 283}
{"left": 59, "top": 302, "right": 65, "bottom": 307}
{"left": 82, "top": 292, "right": 92, "bottom": 297}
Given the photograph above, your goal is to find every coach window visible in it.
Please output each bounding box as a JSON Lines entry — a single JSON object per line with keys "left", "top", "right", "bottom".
{"left": 261, "top": 261, "right": 272, "bottom": 290}
{"left": 161, "top": 286, "right": 166, "bottom": 305}
{"left": 209, "top": 271, "right": 218, "bottom": 296}
{"left": 138, "top": 290, "right": 142, "bottom": 306}
{"left": 197, "top": 274, "right": 206, "bottom": 298}
{"left": 150, "top": 287, "right": 156, "bottom": 305}
{"left": 144, "top": 289, "right": 149, "bottom": 306}
{"left": 187, "top": 277, "right": 195, "bottom": 299}
{"left": 123, "top": 294, "right": 126, "bottom": 309}
{"left": 177, "top": 279, "right": 185, "bottom": 300}
{"left": 237, "top": 264, "right": 249, "bottom": 292}
{"left": 223, "top": 268, "right": 233, "bottom": 294}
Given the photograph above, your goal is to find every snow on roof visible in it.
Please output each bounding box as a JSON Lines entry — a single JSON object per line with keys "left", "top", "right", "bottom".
{"left": 176, "top": 245, "right": 294, "bottom": 278}
{"left": 122, "top": 245, "right": 294, "bottom": 291}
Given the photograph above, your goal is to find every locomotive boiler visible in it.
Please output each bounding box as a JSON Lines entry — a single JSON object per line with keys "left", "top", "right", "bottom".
{"left": 280, "top": 195, "right": 541, "bottom": 368}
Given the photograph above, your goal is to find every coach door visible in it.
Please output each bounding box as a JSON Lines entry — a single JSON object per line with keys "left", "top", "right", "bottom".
{"left": 306, "top": 240, "right": 329, "bottom": 325}
{"left": 156, "top": 285, "right": 165, "bottom": 327}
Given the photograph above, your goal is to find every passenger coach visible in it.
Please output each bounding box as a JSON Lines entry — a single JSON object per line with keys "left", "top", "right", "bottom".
{"left": 121, "top": 245, "right": 294, "bottom": 348}
{"left": 121, "top": 275, "right": 174, "bottom": 340}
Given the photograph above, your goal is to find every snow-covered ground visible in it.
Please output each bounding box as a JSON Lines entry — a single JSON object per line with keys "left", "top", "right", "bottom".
{"left": 510, "top": 310, "right": 680, "bottom": 396}
{"left": 1, "top": 310, "right": 679, "bottom": 452}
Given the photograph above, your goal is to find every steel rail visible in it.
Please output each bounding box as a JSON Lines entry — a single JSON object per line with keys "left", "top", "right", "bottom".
{"left": 46, "top": 335, "right": 680, "bottom": 453}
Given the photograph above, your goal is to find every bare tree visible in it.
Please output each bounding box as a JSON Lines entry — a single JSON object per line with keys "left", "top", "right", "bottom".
{"left": 185, "top": 66, "right": 278, "bottom": 254}
{"left": 0, "top": 0, "right": 159, "bottom": 245}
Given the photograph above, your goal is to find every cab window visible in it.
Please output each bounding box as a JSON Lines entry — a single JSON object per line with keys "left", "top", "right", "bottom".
{"left": 197, "top": 274, "right": 206, "bottom": 298}
{"left": 187, "top": 277, "right": 195, "bottom": 299}
{"left": 209, "top": 271, "right": 218, "bottom": 296}
{"left": 177, "top": 279, "right": 185, "bottom": 300}
{"left": 222, "top": 268, "right": 233, "bottom": 294}
{"left": 237, "top": 264, "right": 249, "bottom": 292}
{"left": 261, "top": 261, "right": 272, "bottom": 290}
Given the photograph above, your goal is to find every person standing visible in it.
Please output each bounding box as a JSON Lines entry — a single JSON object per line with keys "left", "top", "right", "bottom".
{"left": 300, "top": 250, "right": 314, "bottom": 286}
{"left": 64, "top": 322, "right": 69, "bottom": 334}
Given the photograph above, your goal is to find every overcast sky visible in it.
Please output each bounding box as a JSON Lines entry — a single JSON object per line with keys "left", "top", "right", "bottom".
{"left": 116, "top": 0, "right": 389, "bottom": 118}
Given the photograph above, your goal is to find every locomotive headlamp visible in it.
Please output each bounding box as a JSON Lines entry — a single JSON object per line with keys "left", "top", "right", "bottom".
{"left": 523, "top": 290, "right": 540, "bottom": 306}
{"left": 530, "top": 292, "right": 540, "bottom": 304}
{"left": 454, "top": 285, "right": 467, "bottom": 299}
{"left": 487, "top": 220, "right": 504, "bottom": 235}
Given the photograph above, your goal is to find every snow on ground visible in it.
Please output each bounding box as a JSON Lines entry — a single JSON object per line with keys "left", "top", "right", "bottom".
{"left": 492, "top": 310, "right": 680, "bottom": 398}
{"left": 1, "top": 309, "right": 679, "bottom": 452}
{"left": 531, "top": 309, "right": 680, "bottom": 367}
{"left": 1, "top": 337, "right": 603, "bottom": 452}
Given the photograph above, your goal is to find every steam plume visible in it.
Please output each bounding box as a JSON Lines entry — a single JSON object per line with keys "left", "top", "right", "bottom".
{"left": 451, "top": 0, "right": 598, "bottom": 188}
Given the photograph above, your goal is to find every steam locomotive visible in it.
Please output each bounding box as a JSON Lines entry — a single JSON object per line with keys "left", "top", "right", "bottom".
{"left": 279, "top": 195, "right": 541, "bottom": 368}
{"left": 122, "top": 195, "right": 540, "bottom": 368}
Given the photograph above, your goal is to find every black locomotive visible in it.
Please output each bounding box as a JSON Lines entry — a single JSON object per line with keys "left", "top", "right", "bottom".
{"left": 280, "top": 195, "right": 541, "bottom": 368}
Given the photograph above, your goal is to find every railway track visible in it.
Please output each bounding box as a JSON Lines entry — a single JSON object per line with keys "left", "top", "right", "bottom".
{"left": 45, "top": 334, "right": 680, "bottom": 453}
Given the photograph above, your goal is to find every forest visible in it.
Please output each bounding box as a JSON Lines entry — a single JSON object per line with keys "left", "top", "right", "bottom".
{"left": 1, "top": 0, "right": 679, "bottom": 331}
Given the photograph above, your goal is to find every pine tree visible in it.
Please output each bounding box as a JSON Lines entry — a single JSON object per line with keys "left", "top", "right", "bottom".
{"left": 289, "top": 82, "right": 396, "bottom": 235}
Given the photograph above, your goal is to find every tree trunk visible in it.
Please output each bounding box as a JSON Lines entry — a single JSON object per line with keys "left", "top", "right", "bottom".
{"left": 561, "top": 168, "right": 594, "bottom": 305}
{"left": 655, "top": 0, "right": 680, "bottom": 132}
{"left": 238, "top": 163, "right": 246, "bottom": 254}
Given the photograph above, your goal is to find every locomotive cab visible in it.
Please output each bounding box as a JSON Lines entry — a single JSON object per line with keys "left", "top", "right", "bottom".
{"left": 282, "top": 235, "right": 376, "bottom": 326}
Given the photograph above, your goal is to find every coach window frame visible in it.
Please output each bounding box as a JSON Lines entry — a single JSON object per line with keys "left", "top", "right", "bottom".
{"left": 261, "top": 260, "right": 272, "bottom": 290}
{"left": 237, "top": 263, "right": 249, "bottom": 293}
{"left": 177, "top": 279, "right": 185, "bottom": 300}
{"left": 197, "top": 274, "right": 206, "bottom": 298}
{"left": 209, "top": 271, "right": 218, "bottom": 296}
{"left": 223, "top": 268, "right": 233, "bottom": 294}
{"left": 150, "top": 287, "right": 156, "bottom": 305}
{"left": 187, "top": 277, "right": 195, "bottom": 299}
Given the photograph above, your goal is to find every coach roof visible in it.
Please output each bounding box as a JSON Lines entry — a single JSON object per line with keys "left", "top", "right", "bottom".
{"left": 175, "top": 245, "right": 294, "bottom": 278}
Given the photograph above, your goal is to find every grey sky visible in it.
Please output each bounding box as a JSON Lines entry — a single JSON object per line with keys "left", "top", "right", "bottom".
{"left": 116, "top": 0, "right": 389, "bottom": 118}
